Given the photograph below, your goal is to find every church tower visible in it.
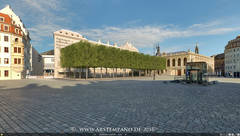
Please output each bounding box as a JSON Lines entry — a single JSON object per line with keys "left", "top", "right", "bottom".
{"left": 195, "top": 42, "right": 199, "bottom": 54}
{"left": 156, "top": 45, "right": 161, "bottom": 56}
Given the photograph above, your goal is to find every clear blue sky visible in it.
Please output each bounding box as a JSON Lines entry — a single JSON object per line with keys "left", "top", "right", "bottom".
{"left": 1, "top": 0, "right": 240, "bottom": 56}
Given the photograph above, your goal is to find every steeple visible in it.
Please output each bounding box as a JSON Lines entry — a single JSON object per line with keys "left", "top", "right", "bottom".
{"left": 156, "top": 45, "right": 161, "bottom": 56}
{"left": 195, "top": 42, "right": 199, "bottom": 54}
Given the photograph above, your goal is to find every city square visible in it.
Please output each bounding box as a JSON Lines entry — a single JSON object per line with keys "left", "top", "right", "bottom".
{"left": 1, "top": 0, "right": 240, "bottom": 135}
{"left": 0, "top": 77, "right": 240, "bottom": 133}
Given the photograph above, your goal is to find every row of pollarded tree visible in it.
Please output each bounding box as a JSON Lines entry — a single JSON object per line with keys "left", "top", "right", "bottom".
{"left": 60, "top": 41, "right": 166, "bottom": 79}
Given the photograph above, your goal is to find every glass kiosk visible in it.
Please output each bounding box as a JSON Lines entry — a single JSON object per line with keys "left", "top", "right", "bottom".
{"left": 186, "top": 62, "right": 208, "bottom": 83}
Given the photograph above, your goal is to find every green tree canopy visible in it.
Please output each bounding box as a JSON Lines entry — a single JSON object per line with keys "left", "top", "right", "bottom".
{"left": 61, "top": 41, "right": 166, "bottom": 70}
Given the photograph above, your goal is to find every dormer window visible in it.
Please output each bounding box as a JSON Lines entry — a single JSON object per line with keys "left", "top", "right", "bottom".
{"left": 4, "top": 25, "right": 9, "bottom": 31}
{"left": 65, "top": 32, "right": 68, "bottom": 35}
{"left": 0, "top": 17, "right": 4, "bottom": 22}
{"left": 60, "top": 31, "right": 62, "bottom": 33}
{"left": 15, "top": 29, "right": 19, "bottom": 34}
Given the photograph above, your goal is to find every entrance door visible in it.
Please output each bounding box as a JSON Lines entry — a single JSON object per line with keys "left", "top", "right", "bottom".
{"left": 177, "top": 70, "right": 181, "bottom": 76}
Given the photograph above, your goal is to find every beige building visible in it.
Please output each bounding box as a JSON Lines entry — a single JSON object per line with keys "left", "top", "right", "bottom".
{"left": 0, "top": 5, "right": 43, "bottom": 80}
{"left": 161, "top": 45, "right": 214, "bottom": 76}
{"left": 225, "top": 35, "right": 240, "bottom": 77}
{"left": 54, "top": 29, "right": 139, "bottom": 78}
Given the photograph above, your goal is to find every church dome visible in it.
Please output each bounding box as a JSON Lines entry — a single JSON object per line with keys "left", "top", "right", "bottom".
{"left": 237, "top": 35, "right": 240, "bottom": 39}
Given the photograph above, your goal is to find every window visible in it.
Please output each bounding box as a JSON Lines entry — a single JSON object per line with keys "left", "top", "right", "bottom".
{"left": 14, "top": 58, "right": 17, "bottom": 64}
{"left": 172, "top": 59, "right": 175, "bottom": 67}
{"left": 4, "top": 58, "right": 9, "bottom": 64}
{"left": 18, "top": 47, "right": 21, "bottom": 53}
{"left": 167, "top": 59, "right": 170, "bottom": 67}
{"left": 15, "top": 29, "right": 19, "bottom": 34}
{"left": 184, "top": 58, "right": 187, "bottom": 66}
{"left": 4, "top": 36, "right": 8, "bottom": 42}
{"left": 4, "top": 70, "right": 9, "bottom": 77}
{"left": 4, "top": 25, "right": 9, "bottom": 31}
{"left": 4, "top": 47, "right": 9, "bottom": 53}
{"left": 0, "top": 58, "right": 1, "bottom": 64}
{"left": 14, "top": 47, "right": 17, "bottom": 53}
{"left": 178, "top": 58, "right": 181, "bottom": 66}
{"left": 15, "top": 38, "right": 19, "bottom": 42}
{"left": 0, "top": 17, "right": 4, "bottom": 22}
{"left": 18, "top": 58, "right": 21, "bottom": 64}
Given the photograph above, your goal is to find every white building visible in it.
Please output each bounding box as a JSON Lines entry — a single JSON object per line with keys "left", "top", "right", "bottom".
{"left": 225, "top": 35, "right": 240, "bottom": 77}
{"left": 54, "top": 29, "right": 139, "bottom": 78}
{"left": 41, "top": 50, "right": 54, "bottom": 77}
{"left": 0, "top": 5, "right": 43, "bottom": 79}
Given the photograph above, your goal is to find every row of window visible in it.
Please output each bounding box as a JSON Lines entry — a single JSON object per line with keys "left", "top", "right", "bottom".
{"left": 13, "top": 58, "right": 22, "bottom": 64}
{"left": 0, "top": 70, "right": 9, "bottom": 77}
{"left": 167, "top": 58, "right": 188, "bottom": 67}
{"left": 226, "top": 65, "right": 236, "bottom": 70}
{"left": 0, "top": 58, "right": 23, "bottom": 64}
{"left": 0, "top": 47, "right": 22, "bottom": 53}
{"left": 0, "top": 24, "right": 21, "bottom": 35}
{"left": 0, "top": 35, "right": 20, "bottom": 43}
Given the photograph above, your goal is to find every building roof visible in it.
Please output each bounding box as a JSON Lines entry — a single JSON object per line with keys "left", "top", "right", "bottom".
{"left": 215, "top": 53, "right": 224, "bottom": 59}
{"left": 41, "top": 50, "right": 54, "bottom": 55}
{"left": 0, "top": 5, "right": 28, "bottom": 36}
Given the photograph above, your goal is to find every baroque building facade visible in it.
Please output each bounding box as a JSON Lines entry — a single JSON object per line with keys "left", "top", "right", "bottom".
{"left": 0, "top": 5, "right": 43, "bottom": 80}
{"left": 54, "top": 29, "right": 139, "bottom": 78}
{"left": 225, "top": 35, "right": 240, "bottom": 77}
{"left": 214, "top": 53, "right": 225, "bottom": 76}
{"left": 160, "top": 45, "right": 214, "bottom": 76}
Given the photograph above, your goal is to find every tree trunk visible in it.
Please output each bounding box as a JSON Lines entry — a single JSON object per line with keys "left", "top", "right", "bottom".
{"left": 112, "top": 68, "right": 115, "bottom": 78}
{"left": 153, "top": 70, "right": 156, "bottom": 80}
{"left": 79, "top": 67, "right": 81, "bottom": 79}
{"left": 116, "top": 68, "right": 118, "bottom": 78}
{"left": 100, "top": 67, "right": 103, "bottom": 78}
{"left": 94, "top": 67, "right": 96, "bottom": 79}
{"left": 139, "top": 70, "right": 141, "bottom": 77}
{"left": 106, "top": 68, "right": 108, "bottom": 78}
{"left": 132, "top": 70, "right": 134, "bottom": 77}
{"left": 125, "top": 69, "right": 127, "bottom": 77}
{"left": 85, "top": 67, "right": 88, "bottom": 80}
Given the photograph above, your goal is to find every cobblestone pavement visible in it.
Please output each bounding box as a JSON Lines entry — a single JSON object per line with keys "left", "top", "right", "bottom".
{"left": 0, "top": 79, "right": 240, "bottom": 133}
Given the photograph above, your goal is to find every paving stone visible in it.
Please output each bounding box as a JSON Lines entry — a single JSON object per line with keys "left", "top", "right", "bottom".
{"left": 0, "top": 78, "right": 239, "bottom": 133}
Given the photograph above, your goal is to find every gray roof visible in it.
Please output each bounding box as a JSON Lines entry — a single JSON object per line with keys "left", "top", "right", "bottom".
{"left": 41, "top": 50, "right": 54, "bottom": 55}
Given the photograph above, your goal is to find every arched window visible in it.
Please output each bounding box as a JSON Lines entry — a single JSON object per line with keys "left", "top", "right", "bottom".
{"left": 172, "top": 59, "right": 175, "bottom": 67}
{"left": 167, "top": 59, "right": 170, "bottom": 67}
{"left": 184, "top": 58, "right": 187, "bottom": 66}
{"left": 15, "top": 38, "right": 18, "bottom": 42}
{"left": 178, "top": 58, "right": 181, "bottom": 66}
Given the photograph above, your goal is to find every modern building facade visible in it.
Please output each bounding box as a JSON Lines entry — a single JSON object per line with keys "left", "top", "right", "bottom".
{"left": 214, "top": 53, "right": 225, "bottom": 76}
{"left": 54, "top": 29, "right": 139, "bottom": 78}
{"left": 41, "top": 50, "right": 54, "bottom": 77}
{"left": 225, "top": 35, "right": 240, "bottom": 77}
{"left": 160, "top": 45, "right": 214, "bottom": 76}
{"left": 0, "top": 5, "right": 43, "bottom": 80}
